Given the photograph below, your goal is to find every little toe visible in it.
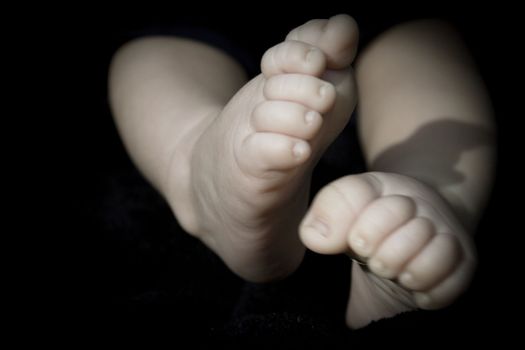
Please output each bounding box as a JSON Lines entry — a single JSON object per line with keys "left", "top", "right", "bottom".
{"left": 300, "top": 175, "right": 381, "bottom": 254}
{"left": 368, "top": 217, "right": 435, "bottom": 279}
{"left": 261, "top": 40, "right": 326, "bottom": 78}
{"left": 286, "top": 14, "right": 359, "bottom": 69}
{"left": 252, "top": 101, "right": 322, "bottom": 140}
{"left": 398, "top": 233, "right": 463, "bottom": 291}
{"left": 239, "top": 132, "right": 311, "bottom": 174}
{"left": 348, "top": 195, "right": 416, "bottom": 258}
{"left": 264, "top": 74, "right": 336, "bottom": 113}
{"left": 413, "top": 254, "right": 476, "bottom": 310}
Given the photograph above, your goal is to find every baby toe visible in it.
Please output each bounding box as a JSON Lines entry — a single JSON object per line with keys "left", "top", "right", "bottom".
{"left": 348, "top": 195, "right": 416, "bottom": 258}
{"left": 398, "top": 233, "right": 463, "bottom": 291}
{"left": 368, "top": 217, "right": 435, "bottom": 279}
{"left": 261, "top": 40, "right": 326, "bottom": 78}
{"left": 286, "top": 14, "right": 359, "bottom": 69}
{"left": 239, "top": 132, "right": 311, "bottom": 174}
{"left": 300, "top": 175, "right": 381, "bottom": 254}
{"left": 264, "top": 74, "right": 336, "bottom": 113}
{"left": 251, "top": 100, "right": 322, "bottom": 140}
{"left": 413, "top": 254, "right": 476, "bottom": 310}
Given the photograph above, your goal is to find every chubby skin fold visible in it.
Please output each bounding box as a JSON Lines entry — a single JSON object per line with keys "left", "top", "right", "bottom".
{"left": 109, "top": 14, "right": 495, "bottom": 329}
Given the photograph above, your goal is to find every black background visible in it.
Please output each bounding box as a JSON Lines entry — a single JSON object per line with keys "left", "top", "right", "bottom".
{"left": 38, "top": 2, "right": 517, "bottom": 345}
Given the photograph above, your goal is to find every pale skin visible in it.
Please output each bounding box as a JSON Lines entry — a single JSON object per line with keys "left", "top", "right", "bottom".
{"left": 109, "top": 15, "right": 495, "bottom": 329}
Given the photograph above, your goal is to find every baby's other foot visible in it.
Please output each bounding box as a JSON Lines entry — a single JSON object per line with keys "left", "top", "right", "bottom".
{"left": 300, "top": 172, "right": 476, "bottom": 328}
{"left": 168, "top": 15, "right": 358, "bottom": 282}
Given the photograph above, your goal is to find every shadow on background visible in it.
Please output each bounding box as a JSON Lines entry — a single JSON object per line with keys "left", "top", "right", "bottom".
{"left": 372, "top": 119, "right": 494, "bottom": 187}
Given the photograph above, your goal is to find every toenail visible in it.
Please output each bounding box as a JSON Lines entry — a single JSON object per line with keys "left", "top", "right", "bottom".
{"left": 319, "top": 84, "right": 326, "bottom": 96}
{"left": 351, "top": 236, "right": 367, "bottom": 252}
{"left": 369, "top": 258, "right": 386, "bottom": 273}
{"left": 304, "top": 111, "right": 318, "bottom": 125}
{"left": 292, "top": 141, "right": 309, "bottom": 159}
{"left": 304, "top": 217, "right": 330, "bottom": 237}
{"left": 415, "top": 293, "right": 431, "bottom": 307}
{"left": 319, "top": 84, "right": 327, "bottom": 97}
{"left": 399, "top": 271, "right": 414, "bottom": 286}
{"left": 305, "top": 47, "right": 319, "bottom": 62}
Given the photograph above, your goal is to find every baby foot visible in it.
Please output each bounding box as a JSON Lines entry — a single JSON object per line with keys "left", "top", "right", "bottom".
{"left": 300, "top": 172, "right": 477, "bottom": 328}
{"left": 167, "top": 15, "right": 358, "bottom": 282}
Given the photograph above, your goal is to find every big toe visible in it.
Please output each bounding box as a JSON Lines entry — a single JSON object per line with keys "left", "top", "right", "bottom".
{"left": 299, "top": 175, "right": 381, "bottom": 254}
{"left": 286, "top": 14, "right": 359, "bottom": 69}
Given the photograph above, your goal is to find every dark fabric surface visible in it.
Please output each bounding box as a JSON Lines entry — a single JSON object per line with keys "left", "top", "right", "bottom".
{"left": 58, "top": 6, "right": 511, "bottom": 344}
